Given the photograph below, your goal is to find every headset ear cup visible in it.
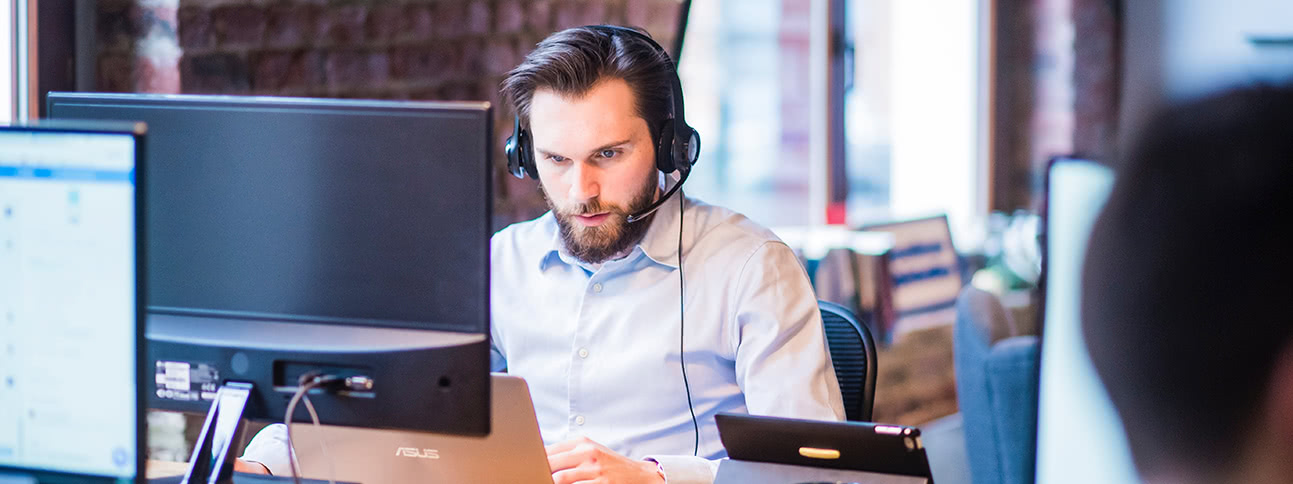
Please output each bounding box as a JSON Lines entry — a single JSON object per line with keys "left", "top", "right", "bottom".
{"left": 519, "top": 128, "right": 538, "bottom": 179}
{"left": 656, "top": 120, "right": 676, "bottom": 173}
{"left": 505, "top": 116, "right": 540, "bottom": 180}
{"left": 506, "top": 116, "right": 525, "bottom": 179}
{"left": 678, "top": 127, "right": 700, "bottom": 169}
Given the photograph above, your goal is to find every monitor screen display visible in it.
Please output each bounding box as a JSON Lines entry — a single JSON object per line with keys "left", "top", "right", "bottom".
{"left": 1034, "top": 159, "right": 1138, "bottom": 483}
{"left": 48, "top": 94, "right": 491, "bottom": 333}
{"left": 0, "top": 127, "right": 139, "bottom": 480}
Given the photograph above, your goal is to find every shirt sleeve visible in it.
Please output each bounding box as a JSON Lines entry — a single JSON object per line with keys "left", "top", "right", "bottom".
{"left": 239, "top": 423, "right": 293, "bottom": 476}
{"left": 730, "top": 241, "right": 847, "bottom": 421}
{"left": 644, "top": 455, "right": 722, "bottom": 484}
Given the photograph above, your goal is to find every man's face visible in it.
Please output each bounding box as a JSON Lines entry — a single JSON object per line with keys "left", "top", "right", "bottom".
{"left": 529, "top": 78, "right": 660, "bottom": 264}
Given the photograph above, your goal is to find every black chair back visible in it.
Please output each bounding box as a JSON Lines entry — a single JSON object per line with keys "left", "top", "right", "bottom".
{"left": 819, "top": 300, "right": 878, "bottom": 422}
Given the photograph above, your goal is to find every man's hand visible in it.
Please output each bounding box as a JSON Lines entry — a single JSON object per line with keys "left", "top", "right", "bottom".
{"left": 546, "top": 436, "right": 666, "bottom": 484}
{"left": 233, "top": 458, "right": 270, "bottom": 475}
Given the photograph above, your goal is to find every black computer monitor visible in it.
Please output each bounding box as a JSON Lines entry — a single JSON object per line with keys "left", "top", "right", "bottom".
{"left": 47, "top": 93, "right": 493, "bottom": 482}
{"left": 1033, "top": 157, "right": 1137, "bottom": 484}
{"left": 0, "top": 121, "right": 147, "bottom": 483}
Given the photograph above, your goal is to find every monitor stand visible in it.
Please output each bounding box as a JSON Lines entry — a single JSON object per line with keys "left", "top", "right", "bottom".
{"left": 149, "top": 382, "right": 353, "bottom": 484}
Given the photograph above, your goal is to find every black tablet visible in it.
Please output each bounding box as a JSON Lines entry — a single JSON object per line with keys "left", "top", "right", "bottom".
{"left": 715, "top": 413, "right": 933, "bottom": 480}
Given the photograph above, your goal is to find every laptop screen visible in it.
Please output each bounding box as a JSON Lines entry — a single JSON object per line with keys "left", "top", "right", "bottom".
{"left": 0, "top": 127, "right": 139, "bottom": 480}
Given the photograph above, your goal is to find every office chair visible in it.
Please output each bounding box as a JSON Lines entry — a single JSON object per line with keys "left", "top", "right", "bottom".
{"left": 953, "top": 286, "right": 1039, "bottom": 484}
{"left": 819, "top": 300, "right": 878, "bottom": 422}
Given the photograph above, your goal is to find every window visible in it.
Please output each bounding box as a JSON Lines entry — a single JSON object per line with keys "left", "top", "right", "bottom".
{"left": 680, "top": 0, "right": 990, "bottom": 244}
{"left": 845, "top": 0, "right": 989, "bottom": 244}
{"left": 2, "top": 0, "right": 15, "bottom": 123}
{"left": 678, "top": 0, "right": 815, "bottom": 228}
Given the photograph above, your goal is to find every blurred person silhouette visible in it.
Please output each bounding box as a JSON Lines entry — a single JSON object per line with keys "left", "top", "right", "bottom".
{"left": 1083, "top": 84, "right": 1293, "bottom": 484}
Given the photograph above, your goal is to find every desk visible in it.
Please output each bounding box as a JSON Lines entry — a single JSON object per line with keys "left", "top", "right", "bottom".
{"left": 147, "top": 460, "right": 189, "bottom": 479}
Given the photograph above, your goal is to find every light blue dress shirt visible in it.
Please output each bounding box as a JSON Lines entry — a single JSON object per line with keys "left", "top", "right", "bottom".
{"left": 242, "top": 193, "right": 845, "bottom": 483}
{"left": 490, "top": 193, "right": 845, "bottom": 482}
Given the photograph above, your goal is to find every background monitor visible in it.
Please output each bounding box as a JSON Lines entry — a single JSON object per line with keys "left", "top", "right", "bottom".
{"left": 47, "top": 93, "right": 492, "bottom": 441}
{"left": 0, "top": 121, "right": 146, "bottom": 483}
{"left": 1033, "top": 158, "right": 1138, "bottom": 483}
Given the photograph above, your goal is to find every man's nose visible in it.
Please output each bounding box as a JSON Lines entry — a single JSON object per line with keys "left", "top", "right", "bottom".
{"left": 567, "top": 161, "right": 599, "bottom": 203}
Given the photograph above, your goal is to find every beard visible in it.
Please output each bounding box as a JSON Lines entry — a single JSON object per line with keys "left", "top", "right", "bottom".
{"left": 544, "top": 174, "right": 659, "bottom": 265}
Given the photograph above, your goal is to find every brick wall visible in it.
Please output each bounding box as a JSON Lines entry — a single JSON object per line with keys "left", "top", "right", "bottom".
{"left": 1072, "top": 0, "right": 1121, "bottom": 161}
{"left": 97, "top": 0, "right": 685, "bottom": 229}
{"left": 991, "top": 0, "right": 1122, "bottom": 212}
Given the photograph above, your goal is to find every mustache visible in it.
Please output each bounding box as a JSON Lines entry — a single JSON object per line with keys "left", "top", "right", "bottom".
{"left": 561, "top": 199, "right": 626, "bottom": 217}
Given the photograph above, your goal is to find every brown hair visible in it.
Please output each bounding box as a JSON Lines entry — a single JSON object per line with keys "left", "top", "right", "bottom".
{"left": 500, "top": 26, "right": 675, "bottom": 142}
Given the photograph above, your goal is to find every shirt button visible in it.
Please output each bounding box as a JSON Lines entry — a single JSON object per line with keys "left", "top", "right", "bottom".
{"left": 575, "top": 415, "right": 586, "bottom": 426}
{"left": 592, "top": 283, "right": 603, "bottom": 293}
{"left": 578, "top": 348, "right": 589, "bottom": 358}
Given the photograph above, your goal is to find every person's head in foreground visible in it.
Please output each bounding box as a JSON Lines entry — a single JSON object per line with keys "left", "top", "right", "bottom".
{"left": 1083, "top": 84, "right": 1293, "bottom": 484}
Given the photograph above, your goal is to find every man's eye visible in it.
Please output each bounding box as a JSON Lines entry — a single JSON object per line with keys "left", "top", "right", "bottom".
{"left": 599, "top": 149, "right": 617, "bottom": 159}
{"left": 549, "top": 155, "right": 567, "bottom": 163}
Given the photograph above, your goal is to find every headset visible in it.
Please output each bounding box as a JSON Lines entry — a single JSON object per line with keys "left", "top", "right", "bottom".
{"left": 504, "top": 24, "right": 701, "bottom": 224}
{"left": 503, "top": 25, "right": 703, "bottom": 456}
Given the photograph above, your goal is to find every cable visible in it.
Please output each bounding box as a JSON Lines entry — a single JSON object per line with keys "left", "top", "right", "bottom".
{"left": 283, "top": 374, "right": 339, "bottom": 484}
{"left": 678, "top": 191, "right": 698, "bottom": 457}
{"left": 300, "top": 394, "right": 337, "bottom": 484}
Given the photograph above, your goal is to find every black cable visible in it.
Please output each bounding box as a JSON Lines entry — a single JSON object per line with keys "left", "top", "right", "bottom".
{"left": 678, "top": 191, "right": 698, "bottom": 457}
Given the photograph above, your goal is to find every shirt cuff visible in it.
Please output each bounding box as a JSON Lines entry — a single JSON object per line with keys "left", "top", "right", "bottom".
{"left": 644, "top": 455, "right": 721, "bottom": 484}
{"left": 239, "top": 423, "right": 293, "bottom": 477}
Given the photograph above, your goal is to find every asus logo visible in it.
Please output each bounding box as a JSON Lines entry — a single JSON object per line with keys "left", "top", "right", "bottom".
{"left": 394, "top": 447, "right": 440, "bottom": 459}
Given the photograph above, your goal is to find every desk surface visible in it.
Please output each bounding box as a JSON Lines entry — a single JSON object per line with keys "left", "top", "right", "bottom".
{"left": 147, "top": 460, "right": 190, "bottom": 479}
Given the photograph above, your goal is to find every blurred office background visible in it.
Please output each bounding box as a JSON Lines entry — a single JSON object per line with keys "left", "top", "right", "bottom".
{"left": 6, "top": 0, "right": 1292, "bottom": 481}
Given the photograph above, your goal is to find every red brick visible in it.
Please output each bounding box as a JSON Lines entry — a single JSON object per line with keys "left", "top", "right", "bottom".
{"left": 439, "top": 82, "right": 481, "bottom": 101}
{"left": 177, "top": 6, "right": 213, "bottom": 50}
{"left": 390, "top": 46, "right": 453, "bottom": 81}
{"left": 495, "top": 0, "right": 525, "bottom": 34}
{"left": 434, "top": 2, "right": 466, "bottom": 38}
{"left": 212, "top": 5, "right": 266, "bottom": 46}
{"left": 97, "top": 5, "right": 137, "bottom": 54}
{"left": 180, "top": 53, "right": 250, "bottom": 94}
{"left": 325, "top": 50, "right": 390, "bottom": 90}
{"left": 265, "top": 5, "right": 316, "bottom": 49}
{"left": 252, "top": 52, "right": 293, "bottom": 91}
{"left": 554, "top": 1, "right": 582, "bottom": 30}
{"left": 526, "top": 0, "right": 553, "bottom": 33}
{"left": 647, "top": 1, "right": 682, "bottom": 36}
{"left": 410, "top": 87, "right": 445, "bottom": 101}
{"left": 624, "top": 1, "right": 650, "bottom": 30}
{"left": 367, "top": 4, "right": 402, "bottom": 41}
{"left": 484, "top": 38, "right": 519, "bottom": 75}
{"left": 456, "top": 39, "right": 486, "bottom": 76}
{"left": 97, "top": 54, "right": 133, "bottom": 92}
{"left": 578, "top": 1, "right": 609, "bottom": 27}
{"left": 318, "top": 4, "right": 368, "bottom": 44}
{"left": 398, "top": 4, "right": 435, "bottom": 41}
{"left": 136, "top": 57, "right": 180, "bottom": 94}
{"left": 466, "top": 1, "right": 492, "bottom": 36}
{"left": 295, "top": 50, "right": 327, "bottom": 89}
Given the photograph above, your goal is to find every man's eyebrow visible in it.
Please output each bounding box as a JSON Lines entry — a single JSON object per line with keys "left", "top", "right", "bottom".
{"left": 535, "top": 139, "right": 633, "bottom": 159}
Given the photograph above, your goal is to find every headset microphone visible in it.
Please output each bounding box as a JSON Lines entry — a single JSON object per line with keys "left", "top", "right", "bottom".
{"left": 625, "top": 167, "right": 691, "bottom": 224}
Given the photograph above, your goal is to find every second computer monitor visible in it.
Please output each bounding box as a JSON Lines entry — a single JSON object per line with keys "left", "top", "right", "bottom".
{"left": 47, "top": 93, "right": 493, "bottom": 437}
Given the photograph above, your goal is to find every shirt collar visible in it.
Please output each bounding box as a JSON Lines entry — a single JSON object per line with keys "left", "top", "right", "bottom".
{"left": 537, "top": 192, "right": 685, "bottom": 272}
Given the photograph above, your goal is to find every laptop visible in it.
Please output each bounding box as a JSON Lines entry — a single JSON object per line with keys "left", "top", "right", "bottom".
{"left": 286, "top": 374, "right": 554, "bottom": 484}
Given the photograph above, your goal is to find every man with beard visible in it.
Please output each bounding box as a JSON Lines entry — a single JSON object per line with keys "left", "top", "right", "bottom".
{"left": 239, "top": 26, "right": 844, "bottom": 484}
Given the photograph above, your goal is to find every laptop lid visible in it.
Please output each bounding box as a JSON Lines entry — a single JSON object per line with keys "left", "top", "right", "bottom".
{"left": 287, "top": 374, "right": 552, "bottom": 484}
